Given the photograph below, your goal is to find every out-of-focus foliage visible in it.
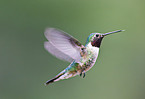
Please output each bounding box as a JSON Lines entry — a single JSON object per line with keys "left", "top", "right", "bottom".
{"left": 0, "top": 0, "right": 145, "bottom": 99}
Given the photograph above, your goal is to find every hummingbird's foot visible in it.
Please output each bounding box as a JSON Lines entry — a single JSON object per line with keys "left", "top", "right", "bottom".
{"left": 80, "top": 72, "right": 82, "bottom": 77}
{"left": 83, "top": 73, "right": 85, "bottom": 78}
{"left": 80, "top": 72, "right": 86, "bottom": 78}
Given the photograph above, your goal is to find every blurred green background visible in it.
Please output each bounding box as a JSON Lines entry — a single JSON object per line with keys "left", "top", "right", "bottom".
{"left": 1, "top": 0, "right": 145, "bottom": 99}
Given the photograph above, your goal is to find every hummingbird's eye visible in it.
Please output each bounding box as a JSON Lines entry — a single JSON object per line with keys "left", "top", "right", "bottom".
{"left": 96, "top": 34, "right": 99, "bottom": 37}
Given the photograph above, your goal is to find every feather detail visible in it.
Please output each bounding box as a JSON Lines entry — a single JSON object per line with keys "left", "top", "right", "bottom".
{"left": 44, "top": 28, "right": 85, "bottom": 62}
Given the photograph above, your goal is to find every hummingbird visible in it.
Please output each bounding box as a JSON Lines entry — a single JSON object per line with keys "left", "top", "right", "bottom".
{"left": 44, "top": 28, "right": 124, "bottom": 85}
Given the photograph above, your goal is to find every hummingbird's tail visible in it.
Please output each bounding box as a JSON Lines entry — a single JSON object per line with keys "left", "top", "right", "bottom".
{"left": 45, "top": 72, "right": 65, "bottom": 85}
{"left": 45, "top": 68, "right": 79, "bottom": 85}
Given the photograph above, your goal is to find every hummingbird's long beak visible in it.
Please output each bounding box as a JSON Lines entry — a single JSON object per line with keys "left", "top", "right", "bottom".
{"left": 102, "top": 30, "right": 124, "bottom": 36}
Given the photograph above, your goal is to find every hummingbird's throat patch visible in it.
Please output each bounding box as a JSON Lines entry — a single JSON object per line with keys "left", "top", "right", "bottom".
{"left": 91, "top": 37, "right": 103, "bottom": 48}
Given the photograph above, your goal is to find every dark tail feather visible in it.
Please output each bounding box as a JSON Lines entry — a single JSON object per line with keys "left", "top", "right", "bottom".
{"left": 45, "top": 78, "right": 56, "bottom": 85}
{"left": 44, "top": 72, "right": 65, "bottom": 85}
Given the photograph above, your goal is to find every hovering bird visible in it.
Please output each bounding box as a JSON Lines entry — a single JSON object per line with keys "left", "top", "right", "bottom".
{"left": 44, "top": 28, "right": 123, "bottom": 85}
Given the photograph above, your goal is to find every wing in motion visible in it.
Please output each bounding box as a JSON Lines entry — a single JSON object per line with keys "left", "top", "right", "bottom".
{"left": 44, "top": 28, "right": 85, "bottom": 62}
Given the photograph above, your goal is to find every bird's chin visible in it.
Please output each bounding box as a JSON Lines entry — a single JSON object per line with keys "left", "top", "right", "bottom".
{"left": 91, "top": 37, "right": 104, "bottom": 48}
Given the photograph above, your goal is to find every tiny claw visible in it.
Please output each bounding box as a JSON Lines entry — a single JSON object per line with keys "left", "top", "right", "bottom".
{"left": 83, "top": 73, "right": 85, "bottom": 78}
{"left": 80, "top": 72, "right": 82, "bottom": 77}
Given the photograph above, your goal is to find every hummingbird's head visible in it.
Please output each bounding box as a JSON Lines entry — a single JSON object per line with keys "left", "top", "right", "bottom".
{"left": 86, "top": 30, "right": 124, "bottom": 48}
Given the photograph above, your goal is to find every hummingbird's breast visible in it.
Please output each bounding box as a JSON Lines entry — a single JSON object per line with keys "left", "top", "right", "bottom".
{"left": 81, "top": 42, "right": 100, "bottom": 72}
{"left": 64, "top": 43, "right": 99, "bottom": 77}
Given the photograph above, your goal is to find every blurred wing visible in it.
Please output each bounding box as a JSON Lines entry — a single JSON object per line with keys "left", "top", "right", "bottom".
{"left": 44, "top": 28, "right": 84, "bottom": 62}
{"left": 44, "top": 42, "right": 74, "bottom": 62}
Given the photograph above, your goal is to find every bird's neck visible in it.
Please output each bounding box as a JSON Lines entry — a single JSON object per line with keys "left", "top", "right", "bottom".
{"left": 86, "top": 42, "right": 99, "bottom": 55}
